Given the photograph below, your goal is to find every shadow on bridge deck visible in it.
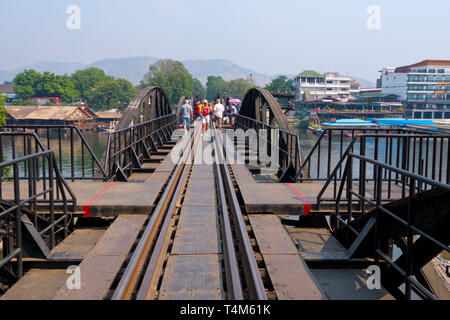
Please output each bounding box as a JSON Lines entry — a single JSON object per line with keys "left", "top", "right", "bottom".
{"left": 232, "top": 163, "right": 404, "bottom": 215}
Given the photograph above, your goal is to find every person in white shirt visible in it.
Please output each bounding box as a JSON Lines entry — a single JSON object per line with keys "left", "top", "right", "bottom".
{"left": 213, "top": 99, "right": 225, "bottom": 130}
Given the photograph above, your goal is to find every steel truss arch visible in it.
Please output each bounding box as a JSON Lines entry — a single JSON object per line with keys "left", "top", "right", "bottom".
{"left": 238, "top": 87, "right": 290, "bottom": 131}
{"left": 236, "top": 87, "right": 304, "bottom": 182}
{"left": 115, "top": 86, "right": 172, "bottom": 131}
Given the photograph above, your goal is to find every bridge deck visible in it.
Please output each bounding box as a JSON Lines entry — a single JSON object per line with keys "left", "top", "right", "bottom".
{"left": 159, "top": 141, "right": 224, "bottom": 300}
{"left": 48, "top": 228, "right": 106, "bottom": 261}
{"left": 0, "top": 126, "right": 406, "bottom": 300}
{"left": 248, "top": 214, "right": 326, "bottom": 299}
{"left": 1, "top": 161, "right": 403, "bottom": 219}
{"left": 52, "top": 215, "right": 147, "bottom": 300}
{"left": 233, "top": 163, "right": 404, "bottom": 214}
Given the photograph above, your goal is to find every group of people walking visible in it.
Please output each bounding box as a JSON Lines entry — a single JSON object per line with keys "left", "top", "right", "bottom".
{"left": 179, "top": 99, "right": 238, "bottom": 136}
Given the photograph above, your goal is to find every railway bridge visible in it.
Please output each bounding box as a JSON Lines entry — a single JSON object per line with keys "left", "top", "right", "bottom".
{"left": 0, "top": 86, "right": 448, "bottom": 300}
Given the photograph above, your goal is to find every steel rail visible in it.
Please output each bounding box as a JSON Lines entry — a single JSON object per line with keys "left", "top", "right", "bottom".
{"left": 135, "top": 126, "right": 202, "bottom": 300}
{"left": 214, "top": 130, "right": 267, "bottom": 300}
{"left": 111, "top": 126, "right": 199, "bottom": 300}
{"left": 212, "top": 130, "right": 244, "bottom": 300}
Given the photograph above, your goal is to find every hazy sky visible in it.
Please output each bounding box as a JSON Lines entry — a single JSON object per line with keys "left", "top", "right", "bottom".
{"left": 1, "top": 0, "right": 449, "bottom": 82}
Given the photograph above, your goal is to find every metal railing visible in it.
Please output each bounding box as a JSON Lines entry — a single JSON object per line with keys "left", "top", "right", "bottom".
{"left": 299, "top": 127, "right": 429, "bottom": 182}
{"left": 235, "top": 114, "right": 303, "bottom": 182}
{"left": 0, "top": 125, "right": 107, "bottom": 181}
{"left": 105, "top": 114, "right": 178, "bottom": 181}
{"left": 311, "top": 130, "right": 450, "bottom": 207}
{"left": 334, "top": 153, "right": 450, "bottom": 300}
{"left": 0, "top": 149, "right": 75, "bottom": 280}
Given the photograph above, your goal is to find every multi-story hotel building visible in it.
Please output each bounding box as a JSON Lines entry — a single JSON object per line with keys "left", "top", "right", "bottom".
{"left": 293, "top": 71, "right": 355, "bottom": 101}
{"left": 380, "top": 60, "right": 450, "bottom": 119}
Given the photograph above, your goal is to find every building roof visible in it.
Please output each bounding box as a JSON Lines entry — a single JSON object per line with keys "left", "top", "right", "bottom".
{"left": 359, "top": 93, "right": 400, "bottom": 99}
{"left": 81, "top": 106, "right": 97, "bottom": 118}
{"left": 5, "top": 106, "right": 94, "bottom": 121}
{"left": 360, "top": 88, "right": 382, "bottom": 93}
{"left": 408, "top": 60, "right": 450, "bottom": 68}
{"left": 0, "top": 84, "right": 16, "bottom": 94}
{"left": 5, "top": 106, "right": 37, "bottom": 120}
{"left": 295, "top": 70, "right": 325, "bottom": 79}
{"left": 96, "top": 111, "right": 122, "bottom": 119}
{"left": 395, "top": 60, "right": 450, "bottom": 73}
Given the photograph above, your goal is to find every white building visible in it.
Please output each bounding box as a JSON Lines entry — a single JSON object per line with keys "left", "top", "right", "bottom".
{"left": 379, "top": 60, "right": 450, "bottom": 119}
{"left": 293, "top": 71, "right": 354, "bottom": 101}
{"left": 379, "top": 67, "right": 408, "bottom": 100}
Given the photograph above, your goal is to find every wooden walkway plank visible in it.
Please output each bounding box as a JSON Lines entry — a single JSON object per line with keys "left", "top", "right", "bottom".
{"left": 48, "top": 228, "right": 106, "bottom": 261}
{"left": 312, "top": 269, "right": 394, "bottom": 300}
{"left": 1, "top": 269, "right": 68, "bottom": 300}
{"left": 288, "top": 228, "right": 349, "bottom": 262}
{"left": 248, "top": 214, "right": 326, "bottom": 300}
{"left": 52, "top": 215, "right": 147, "bottom": 300}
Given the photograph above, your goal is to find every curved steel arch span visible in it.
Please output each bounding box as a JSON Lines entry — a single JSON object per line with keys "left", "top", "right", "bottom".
{"left": 236, "top": 87, "right": 305, "bottom": 182}
{"left": 238, "top": 87, "right": 290, "bottom": 132}
{"left": 115, "top": 86, "right": 172, "bottom": 130}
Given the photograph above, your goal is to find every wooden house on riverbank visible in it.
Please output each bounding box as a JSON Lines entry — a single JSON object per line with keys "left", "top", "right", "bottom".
{"left": 5, "top": 105, "right": 95, "bottom": 128}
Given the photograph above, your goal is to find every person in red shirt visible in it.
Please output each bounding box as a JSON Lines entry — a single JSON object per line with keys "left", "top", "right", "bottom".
{"left": 201, "top": 100, "right": 210, "bottom": 136}
{"left": 194, "top": 101, "right": 202, "bottom": 120}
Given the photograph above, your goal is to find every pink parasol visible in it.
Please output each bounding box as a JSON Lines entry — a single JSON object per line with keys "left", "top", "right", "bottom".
{"left": 228, "top": 98, "right": 241, "bottom": 103}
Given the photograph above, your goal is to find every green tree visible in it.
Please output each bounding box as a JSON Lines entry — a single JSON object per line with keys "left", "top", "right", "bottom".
{"left": 11, "top": 99, "right": 38, "bottom": 106}
{"left": 71, "top": 67, "right": 113, "bottom": 101}
{"left": 13, "top": 69, "right": 80, "bottom": 102}
{"left": 265, "top": 75, "right": 293, "bottom": 94}
{"left": 0, "top": 92, "right": 7, "bottom": 174}
{"left": 206, "top": 76, "right": 229, "bottom": 101}
{"left": 115, "top": 78, "right": 138, "bottom": 110}
{"left": 228, "top": 78, "right": 255, "bottom": 100}
{"left": 13, "top": 69, "right": 40, "bottom": 100}
{"left": 192, "top": 78, "right": 206, "bottom": 100}
{"left": 0, "top": 91, "right": 6, "bottom": 125}
{"left": 141, "top": 59, "right": 194, "bottom": 104}
{"left": 88, "top": 80, "right": 121, "bottom": 111}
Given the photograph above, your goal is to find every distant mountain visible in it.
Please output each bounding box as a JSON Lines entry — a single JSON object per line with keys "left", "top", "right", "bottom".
{"left": 0, "top": 57, "right": 272, "bottom": 87}
{"left": 0, "top": 61, "right": 86, "bottom": 83}
{"left": 19, "top": 61, "right": 86, "bottom": 75}
{"left": 88, "top": 56, "right": 158, "bottom": 84}
{"left": 343, "top": 75, "right": 376, "bottom": 89}
{"left": 182, "top": 59, "right": 271, "bottom": 87}
{"left": 0, "top": 57, "right": 375, "bottom": 90}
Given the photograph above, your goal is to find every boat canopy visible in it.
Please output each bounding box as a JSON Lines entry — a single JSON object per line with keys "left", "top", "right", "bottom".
{"left": 366, "top": 118, "right": 436, "bottom": 126}
{"left": 322, "top": 119, "right": 378, "bottom": 127}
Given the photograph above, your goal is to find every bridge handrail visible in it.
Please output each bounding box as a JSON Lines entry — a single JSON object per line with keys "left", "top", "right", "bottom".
{"left": 0, "top": 131, "right": 77, "bottom": 203}
{"left": 0, "top": 148, "right": 74, "bottom": 280}
{"left": 315, "top": 131, "right": 450, "bottom": 207}
{"left": 334, "top": 152, "right": 450, "bottom": 300}
{"left": 104, "top": 114, "right": 178, "bottom": 180}
{"left": 0, "top": 124, "right": 107, "bottom": 181}
{"left": 299, "top": 127, "right": 431, "bottom": 181}
{"left": 235, "top": 114, "right": 303, "bottom": 181}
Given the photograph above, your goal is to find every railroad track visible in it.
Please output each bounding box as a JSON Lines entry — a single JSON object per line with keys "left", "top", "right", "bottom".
{"left": 110, "top": 123, "right": 275, "bottom": 300}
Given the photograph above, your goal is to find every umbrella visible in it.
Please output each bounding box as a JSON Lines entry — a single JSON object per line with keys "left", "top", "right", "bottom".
{"left": 228, "top": 98, "right": 241, "bottom": 103}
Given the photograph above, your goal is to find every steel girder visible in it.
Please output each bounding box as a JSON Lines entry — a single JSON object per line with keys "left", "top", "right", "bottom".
{"left": 115, "top": 86, "right": 172, "bottom": 131}
{"left": 239, "top": 87, "right": 291, "bottom": 132}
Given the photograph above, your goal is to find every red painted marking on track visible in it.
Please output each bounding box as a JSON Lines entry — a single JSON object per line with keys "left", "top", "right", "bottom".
{"left": 82, "top": 181, "right": 116, "bottom": 217}
{"left": 285, "top": 183, "right": 312, "bottom": 216}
